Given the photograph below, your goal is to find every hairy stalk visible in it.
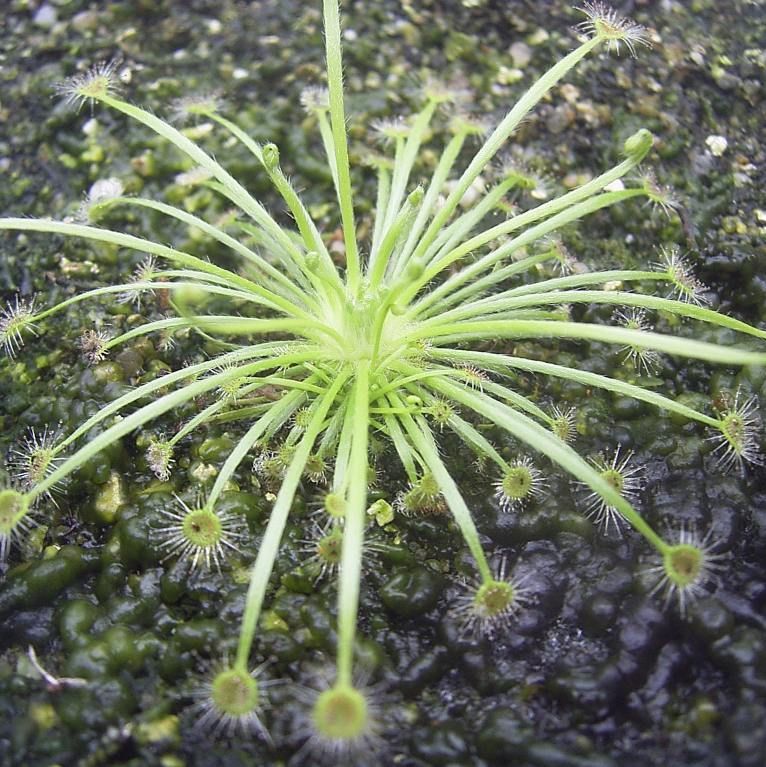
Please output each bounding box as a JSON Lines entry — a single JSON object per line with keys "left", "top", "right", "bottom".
{"left": 416, "top": 319, "right": 766, "bottom": 366}
{"left": 235, "top": 369, "right": 350, "bottom": 670}
{"left": 322, "top": 0, "right": 360, "bottom": 294}
{"left": 335, "top": 361, "right": 370, "bottom": 686}
{"left": 429, "top": 348, "right": 720, "bottom": 429}
{"left": 396, "top": 397, "right": 493, "bottom": 581}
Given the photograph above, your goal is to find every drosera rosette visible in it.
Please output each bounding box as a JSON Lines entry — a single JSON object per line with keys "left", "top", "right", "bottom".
{"left": 1, "top": 0, "right": 766, "bottom": 757}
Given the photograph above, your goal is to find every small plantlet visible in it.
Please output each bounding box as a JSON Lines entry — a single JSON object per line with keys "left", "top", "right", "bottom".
{"left": 170, "top": 92, "right": 224, "bottom": 124}
{"left": 300, "top": 86, "right": 330, "bottom": 113}
{"left": 639, "top": 169, "right": 681, "bottom": 217}
{"left": 372, "top": 117, "right": 412, "bottom": 143}
{"left": 293, "top": 407, "right": 314, "bottom": 432}
{"left": 77, "top": 328, "right": 110, "bottom": 364}
{"left": 145, "top": 437, "right": 175, "bottom": 482}
{"left": 304, "top": 453, "right": 328, "bottom": 484}
{"left": 0, "top": 0, "right": 763, "bottom": 758}
{"left": 26, "top": 645, "right": 87, "bottom": 693}
{"left": 312, "top": 684, "right": 368, "bottom": 740}
{"left": 216, "top": 365, "right": 248, "bottom": 402}
{"left": 77, "top": 177, "right": 125, "bottom": 223}
{"left": 457, "top": 364, "right": 489, "bottom": 392}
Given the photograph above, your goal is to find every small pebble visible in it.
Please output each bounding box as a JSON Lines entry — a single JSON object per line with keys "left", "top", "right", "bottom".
{"left": 509, "top": 42, "right": 532, "bottom": 68}
{"left": 705, "top": 135, "right": 728, "bottom": 156}
{"left": 33, "top": 4, "right": 57, "bottom": 28}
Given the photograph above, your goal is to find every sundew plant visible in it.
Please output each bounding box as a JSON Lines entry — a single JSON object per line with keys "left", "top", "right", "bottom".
{"left": 0, "top": 0, "right": 764, "bottom": 756}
